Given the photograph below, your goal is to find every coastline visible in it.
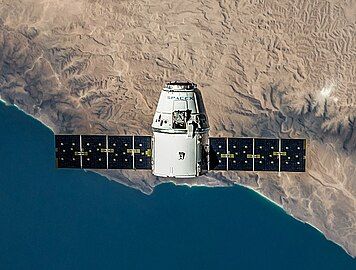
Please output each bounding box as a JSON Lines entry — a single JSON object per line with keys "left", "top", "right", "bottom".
{"left": 0, "top": 100, "right": 354, "bottom": 258}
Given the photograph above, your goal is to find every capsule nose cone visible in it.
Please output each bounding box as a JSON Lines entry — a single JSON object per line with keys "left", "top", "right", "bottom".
{"left": 165, "top": 80, "right": 197, "bottom": 91}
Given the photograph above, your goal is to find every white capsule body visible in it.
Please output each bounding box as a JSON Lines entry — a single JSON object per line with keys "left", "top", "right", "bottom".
{"left": 152, "top": 82, "right": 209, "bottom": 178}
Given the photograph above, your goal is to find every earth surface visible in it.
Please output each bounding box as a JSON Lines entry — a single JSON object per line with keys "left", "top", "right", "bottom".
{"left": 0, "top": 0, "right": 355, "bottom": 257}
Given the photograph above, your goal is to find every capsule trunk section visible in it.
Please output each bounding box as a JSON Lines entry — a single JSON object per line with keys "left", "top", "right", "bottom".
{"left": 151, "top": 81, "right": 209, "bottom": 178}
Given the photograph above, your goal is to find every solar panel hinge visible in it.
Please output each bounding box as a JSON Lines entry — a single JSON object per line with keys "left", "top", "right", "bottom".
{"left": 273, "top": 151, "right": 287, "bottom": 156}
{"left": 145, "top": 149, "right": 152, "bottom": 157}
{"left": 74, "top": 151, "right": 88, "bottom": 156}
{"left": 100, "top": 148, "right": 114, "bottom": 153}
{"left": 127, "top": 149, "right": 140, "bottom": 154}
{"left": 221, "top": 153, "right": 234, "bottom": 158}
{"left": 247, "top": 154, "right": 260, "bottom": 158}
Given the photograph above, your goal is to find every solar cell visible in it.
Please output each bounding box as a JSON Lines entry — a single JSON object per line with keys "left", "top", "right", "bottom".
{"left": 134, "top": 136, "right": 152, "bottom": 170}
{"left": 254, "top": 139, "right": 279, "bottom": 171}
{"left": 55, "top": 135, "right": 81, "bottom": 168}
{"left": 108, "top": 136, "right": 134, "bottom": 169}
{"left": 81, "top": 135, "right": 107, "bottom": 169}
{"left": 209, "top": 137, "right": 227, "bottom": 170}
{"left": 280, "top": 139, "right": 306, "bottom": 172}
{"left": 228, "top": 138, "right": 253, "bottom": 171}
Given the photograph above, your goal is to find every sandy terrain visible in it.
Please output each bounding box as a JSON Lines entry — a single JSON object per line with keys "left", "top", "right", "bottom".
{"left": 0, "top": 0, "right": 355, "bottom": 257}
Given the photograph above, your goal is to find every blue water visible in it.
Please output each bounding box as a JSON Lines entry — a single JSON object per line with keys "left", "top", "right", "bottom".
{"left": 0, "top": 103, "right": 354, "bottom": 270}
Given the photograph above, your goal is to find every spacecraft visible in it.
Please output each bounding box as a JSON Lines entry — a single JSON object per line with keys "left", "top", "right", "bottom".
{"left": 55, "top": 81, "right": 306, "bottom": 177}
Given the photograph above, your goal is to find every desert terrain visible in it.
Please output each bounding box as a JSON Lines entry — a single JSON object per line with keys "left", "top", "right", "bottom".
{"left": 0, "top": 0, "right": 355, "bottom": 256}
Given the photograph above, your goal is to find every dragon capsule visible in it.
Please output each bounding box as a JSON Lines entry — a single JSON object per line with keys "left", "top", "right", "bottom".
{"left": 151, "top": 81, "right": 210, "bottom": 178}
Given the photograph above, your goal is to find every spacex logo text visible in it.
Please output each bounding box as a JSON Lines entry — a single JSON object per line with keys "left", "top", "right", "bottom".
{"left": 167, "top": 96, "right": 193, "bottom": 101}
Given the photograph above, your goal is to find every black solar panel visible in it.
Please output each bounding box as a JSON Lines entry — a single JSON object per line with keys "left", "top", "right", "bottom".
{"left": 228, "top": 138, "right": 253, "bottom": 171}
{"left": 55, "top": 135, "right": 81, "bottom": 168}
{"left": 108, "top": 136, "right": 134, "bottom": 169}
{"left": 254, "top": 139, "right": 279, "bottom": 171}
{"left": 209, "top": 138, "right": 227, "bottom": 170}
{"left": 280, "top": 139, "right": 306, "bottom": 172}
{"left": 81, "top": 135, "right": 107, "bottom": 169}
{"left": 134, "top": 136, "right": 152, "bottom": 170}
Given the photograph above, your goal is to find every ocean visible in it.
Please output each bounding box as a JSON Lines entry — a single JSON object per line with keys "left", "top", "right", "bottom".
{"left": 0, "top": 102, "right": 354, "bottom": 269}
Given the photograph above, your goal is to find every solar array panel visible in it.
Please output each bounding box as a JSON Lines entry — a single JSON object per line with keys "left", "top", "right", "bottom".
{"left": 228, "top": 138, "right": 253, "bottom": 171}
{"left": 254, "top": 138, "right": 279, "bottom": 171}
{"left": 134, "top": 136, "right": 152, "bottom": 170}
{"left": 55, "top": 135, "right": 152, "bottom": 170}
{"left": 55, "top": 135, "right": 81, "bottom": 168}
{"left": 108, "top": 136, "right": 133, "bottom": 169}
{"left": 209, "top": 138, "right": 306, "bottom": 172}
{"left": 280, "top": 139, "right": 306, "bottom": 172}
{"left": 208, "top": 137, "right": 227, "bottom": 170}
{"left": 81, "top": 135, "right": 107, "bottom": 169}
